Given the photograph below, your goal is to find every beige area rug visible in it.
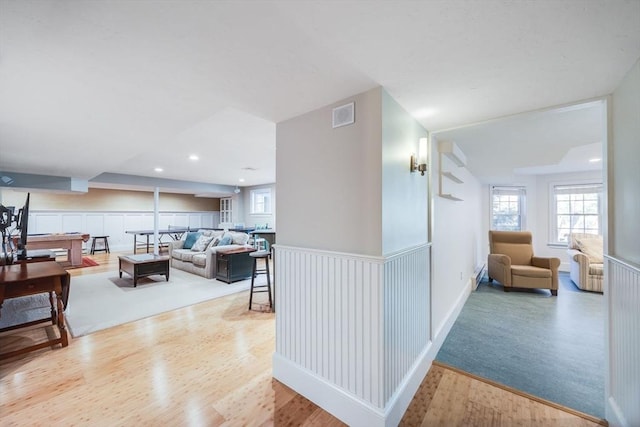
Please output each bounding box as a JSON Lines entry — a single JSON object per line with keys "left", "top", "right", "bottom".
{"left": 65, "top": 268, "right": 255, "bottom": 337}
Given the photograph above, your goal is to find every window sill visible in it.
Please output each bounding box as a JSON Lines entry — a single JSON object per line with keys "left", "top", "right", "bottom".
{"left": 547, "top": 242, "right": 568, "bottom": 248}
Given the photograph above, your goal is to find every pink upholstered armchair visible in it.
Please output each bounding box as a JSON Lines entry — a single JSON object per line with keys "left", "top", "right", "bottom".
{"left": 488, "top": 231, "right": 561, "bottom": 296}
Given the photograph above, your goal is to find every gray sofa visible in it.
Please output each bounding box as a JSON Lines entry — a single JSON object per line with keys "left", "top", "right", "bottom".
{"left": 168, "top": 229, "right": 252, "bottom": 279}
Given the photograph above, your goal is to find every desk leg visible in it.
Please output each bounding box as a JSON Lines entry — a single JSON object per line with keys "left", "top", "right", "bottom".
{"left": 49, "top": 291, "right": 56, "bottom": 324}
{"left": 70, "top": 240, "right": 82, "bottom": 266}
{"left": 133, "top": 235, "right": 137, "bottom": 254}
{"left": 55, "top": 277, "right": 68, "bottom": 347}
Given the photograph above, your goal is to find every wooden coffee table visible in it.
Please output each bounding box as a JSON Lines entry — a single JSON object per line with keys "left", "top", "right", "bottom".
{"left": 118, "top": 254, "right": 170, "bottom": 287}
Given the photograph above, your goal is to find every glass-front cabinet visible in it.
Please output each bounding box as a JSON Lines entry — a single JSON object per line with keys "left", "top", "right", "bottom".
{"left": 220, "top": 197, "right": 232, "bottom": 224}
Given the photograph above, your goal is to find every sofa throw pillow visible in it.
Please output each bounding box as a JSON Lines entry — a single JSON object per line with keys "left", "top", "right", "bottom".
{"left": 191, "top": 235, "right": 214, "bottom": 252}
{"left": 576, "top": 237, "right": 603, "bottom": 263}
{"left": 217, "top": 236, "right": 233, "bottom": 246}
{"left": 227, "top": 231, "right": 250, "bottom": 245}
{"left": 183, "top": 232, "right": 202, "bottom": 250}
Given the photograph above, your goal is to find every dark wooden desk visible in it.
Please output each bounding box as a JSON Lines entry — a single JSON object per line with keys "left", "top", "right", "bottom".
{"left": 0, "top": 262, "right": 70, "bottom": 359}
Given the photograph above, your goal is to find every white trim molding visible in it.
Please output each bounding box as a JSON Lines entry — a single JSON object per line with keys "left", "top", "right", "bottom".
{"left": 605, "top": 255, "right": 640, "bottom": 427}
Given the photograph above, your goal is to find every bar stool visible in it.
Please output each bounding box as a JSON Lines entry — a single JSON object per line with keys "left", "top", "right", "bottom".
{"left": 249, "top": 250, "right": 272, "bottom": 310}
{"left": 90, "top": 236, "right": 110, "bottom": 254}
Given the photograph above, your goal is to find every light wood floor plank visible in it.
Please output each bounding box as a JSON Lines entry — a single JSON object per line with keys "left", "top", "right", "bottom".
{"left": 1, "top": 252, "right": 605, "bottom": 426}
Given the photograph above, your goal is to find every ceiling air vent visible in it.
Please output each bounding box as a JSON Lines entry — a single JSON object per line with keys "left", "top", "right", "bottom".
{"left": 332, "top": 102, "right": 355, "bottom": 128}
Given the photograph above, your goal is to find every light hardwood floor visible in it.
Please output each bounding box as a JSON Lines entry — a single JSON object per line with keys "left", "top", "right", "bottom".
{"left": 1, "top": 252, "right": 605, "bottom": 426}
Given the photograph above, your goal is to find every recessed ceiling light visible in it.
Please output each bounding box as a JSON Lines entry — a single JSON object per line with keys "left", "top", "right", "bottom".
{"left": 189, "top": 154, "right": 199, "bottom": 161}
{"left": 589, "top": 158, "right": 601, "bottom": 163}
{"left": 154, "top": 167, "right": 163, "bottom": 172}
{"left": 412, "top": 108, "right": 438, "bottom": 119}
{"left": 239, "top": 178, "right": 245, "bottom": 183}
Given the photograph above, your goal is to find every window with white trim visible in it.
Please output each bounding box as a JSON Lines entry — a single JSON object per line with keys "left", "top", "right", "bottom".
{"left": 491, "top": 186, "right": 526, "bottom": 231}
{"left": 552, "top": 183, "right": 602, "bottom": 244}
{"left": 250, "top": 188, "right": 271, "bottom": 215}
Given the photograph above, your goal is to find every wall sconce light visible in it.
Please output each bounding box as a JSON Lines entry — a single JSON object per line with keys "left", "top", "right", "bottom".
{"left": 410, "top": 137, "right": 428, "bottom": 176}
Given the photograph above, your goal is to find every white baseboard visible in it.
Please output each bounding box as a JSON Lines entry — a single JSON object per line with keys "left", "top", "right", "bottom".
{"left": 273, "top": 278, "right": 472, "bottom": 427}
{"left": 382, "top": 343, "right": 436, "bottom": 426}
{"left": 273, "top": 346, "right": 440, "bottom": 427}
{"left": 607, "top": 396, "right": 629, "bottom": 427}
{"left": 273, "top": 353, "right": 385, "bottom": 427}
{"left": 433, "top": 280, "right": 472, "bottom": 348}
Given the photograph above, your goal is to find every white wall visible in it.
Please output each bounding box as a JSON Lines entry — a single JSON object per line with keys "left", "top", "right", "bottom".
{"left": 611, "top": 59, "right": 640, "bottom": 265}
{"left": 0, "top": 188, "right": 220, "bottom": 252}
{"left": 274, "top": 87, "right": 432, "bottom": 427}
{"left": 381, "top": 90, "right": 429, "bottom": 254}
{"left": 26, "top": 210, "right": 217, "bottom": 252}
{"left": 276, "top": 87, "right": 383, "bottom": 256}
{"left": 1, "top": 188, "right": 219, "bottom": 212}
{"left": 431, "top": 135, "right": 484, "bottom": 338}
{"left": 606, "top": 57, "right": 640, "bottom": 427}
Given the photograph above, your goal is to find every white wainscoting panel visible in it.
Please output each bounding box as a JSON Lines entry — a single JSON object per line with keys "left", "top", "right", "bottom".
{"left": 275, "top": 245, "right": 385, "bottom": 407}
{"left": 606, "top": 256, "right": 640, "bottom": 427}
{"left": 273, "top": 244, "right": 431, "bottom": 426}
{"left": 27, "top": 211, "right": 217, "bottom": 252}
{"left": 383, "top": 245, "right": 430, "bottom": 403}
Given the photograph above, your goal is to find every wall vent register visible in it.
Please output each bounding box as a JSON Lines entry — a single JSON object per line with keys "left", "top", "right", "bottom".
{"left": 332, "top": 102, "right": 355, "bottom": 128}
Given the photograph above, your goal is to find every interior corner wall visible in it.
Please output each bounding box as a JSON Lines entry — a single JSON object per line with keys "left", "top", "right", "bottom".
{"left": 611, "top": 58, "right": 640, "bottom": 265}
{"left": 381, "top": 89, "right": 429, "bottom": 255}
{"left": 274, "top": 87, "right": 434, "bottom": 427}
{"left": 239, "top": 183, "right": 276, "bottom": 229}
{"left": 605, "top": 57, "right": 640, "bottom": 427}
{"left": 276, "top": 87, "right": 383, "bottom": 256}
{"left": 430, "top": 135, "right": 483, "bottom": 339}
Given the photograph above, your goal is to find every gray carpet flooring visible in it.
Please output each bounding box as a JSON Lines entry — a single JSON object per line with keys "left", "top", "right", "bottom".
{"left": 436, "top": 272, "right": 604, "bottom": 419}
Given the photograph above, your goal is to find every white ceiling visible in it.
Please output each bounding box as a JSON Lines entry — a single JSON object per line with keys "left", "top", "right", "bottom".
{"left": 434, "top": 100, "right": 606, "bottom": 183}
{"left": 1, "top": 1, "right": 639, "bottom": 193}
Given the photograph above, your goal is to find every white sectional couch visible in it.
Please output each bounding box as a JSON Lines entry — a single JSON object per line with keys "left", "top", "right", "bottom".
{"left": 168, "top": 229, "right": 252, "bottom": 279}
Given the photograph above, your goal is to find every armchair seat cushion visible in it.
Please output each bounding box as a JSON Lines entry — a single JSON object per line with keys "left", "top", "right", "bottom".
{"left": 511, "top": 265, "right": 552, "bottom": 278}
{"left": 589, "top": 263, "right": 604, "bottom": 275}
